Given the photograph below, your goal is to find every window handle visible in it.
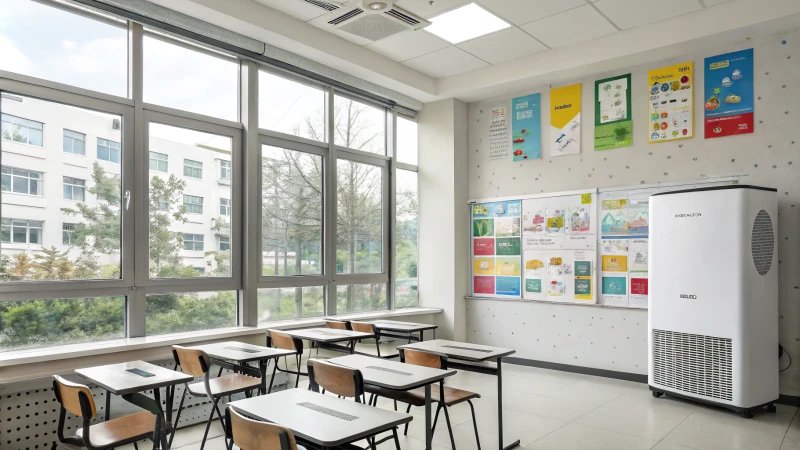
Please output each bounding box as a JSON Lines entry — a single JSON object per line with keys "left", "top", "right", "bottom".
{"left": 124, "top": 190, "right": 131, "bottom": 211}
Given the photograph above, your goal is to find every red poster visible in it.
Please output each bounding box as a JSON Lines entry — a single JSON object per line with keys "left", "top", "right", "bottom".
{"left": 630, "top": 278, "right": 649, "bottom": 295}
{"left": 473, "top": 238, "right": 495, "bottom": 256}
{"left": 704, "top": 113, "right": 754, "bottom": 138}
{"left": 474, "top": 276, "right": 495, "bottom": 295}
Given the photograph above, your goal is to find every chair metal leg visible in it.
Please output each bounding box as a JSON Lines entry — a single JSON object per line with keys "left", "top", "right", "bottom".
{"left": 199, "top": 400, "right": 219, "bottom": 450}
{"left": 392, "top": 427, "right": 401, "bottom": 450}
{"left": 468, "top": 400, "right": 481, "bottom": 450}
{"left": 213, "top": 399, "right": 229, "bottom": 449}
{"left": 168, "top": 387, "right": 188, "bottom": 449}
{"left": 394, "top": 400, "right": 398, "bottom": 411}
{"left": 442, "top": 405, "right": 456, "bottom": 450}
{"left": 134, "top": 442, "right": 139, "bottom": 450}
{"left": 430, "top": 404, "right": 442, "bottom": 440}
{"left": 295, "top": 354, "right": 301, "bottom": 388}
{"left": 268, "top": 359, "right": 279, "bottom": 394}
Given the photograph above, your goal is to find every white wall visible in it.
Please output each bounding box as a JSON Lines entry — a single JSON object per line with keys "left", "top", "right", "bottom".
{"left": 466, "top": 28, "right": 800, "bottom": 395}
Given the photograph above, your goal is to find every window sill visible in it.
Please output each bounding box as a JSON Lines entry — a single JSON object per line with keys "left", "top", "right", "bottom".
{"left": 258, "top": 306, "right": 442, "bottom": 331}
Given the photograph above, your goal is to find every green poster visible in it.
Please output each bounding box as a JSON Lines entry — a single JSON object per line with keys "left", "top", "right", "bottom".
{"left": 526, "top": 279, "right": 542, "bottom": 293}
{"left": 575, "top": 260, "right": 592, "bottom": 277}
{"left": 473, "top": 219, "right": 494, "bottom": 237}
{"left": 594, "top": 74, "right": 632, "bottom": 150}
{"left": 495, "top": 237, "right": 521, "bottom": 255}
{"left": 575, "top": 278, "right": 592, "bottom": 295}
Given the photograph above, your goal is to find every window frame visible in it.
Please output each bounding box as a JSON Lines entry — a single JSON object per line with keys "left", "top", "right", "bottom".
{"left": 183, "top": 158, "right": 203, "bottom": 179}
{"left": 97, "top": 137, "right": 121, "bottom": 163}
{"left": 63, "top": 129, "right": 86, "bottom": 156}
{"left": 1, "top": 113, "right": 44, "bottom": 147}
{"left": 1, "top": 166, "right": 43, "bottom": 196}
{"left": 219, "top": 160, "right": 231, "bottom": 181}
{"left": 183, "top": 194, "right": 204, "bottom": 214}
{"left": 183, "top": 233, "right": 204, "bottom": 251}
{"left": 1, "top": 218, "right": 43, "bottom": 244}
{"left": 149, "top": 151, "right": 168, "bottom": 172}
{"left": 63, "top": 176, "right": 86, "bottom": 201}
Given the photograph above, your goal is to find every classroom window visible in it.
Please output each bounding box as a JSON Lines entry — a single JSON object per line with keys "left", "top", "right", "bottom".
{"left": 183, "top": 159, "right": 203, "bottom": 179}
{"left": 258, "top": 71, "right": 326, "bottom": 142}
{"left": 336, "top": 284, "right": 386, "bottom": 315}
{"left": 183, "top": 233, "right": 204, "bottom": 251}
{"left": 97, "top": 138, "right": 121, "bottom": 163}
{"left": 219, "top": 235, "right": 230, "bottom": 251}
{"left": 63, "top": 176, "right": 86, "bottom": 201}
{"left": 183, "top": 195, "right": 203, "bottom": 214}
{"left": 219, "top": 160, "right": 231, "bottom": 181}
{"left": 257, "top": 286, "right": 324, "bottom": 322}
{"left": 62, "top": 223, "right": 76, "bottom": 245}
{"left": 1, "top": 114, "right": 43, "bottom": 147}
{"left": 146, "top": 291, "right": 237, "bottom": 336}
{"left": 1, "top": 167, "right": 42, "bottom": 196}
{"left": 395, "top": 170, "right": 418, "bottom": 308}
{"left": 336, "top": 159, "right": 383, "bottom": 274}
{"left": 396, "top": 117, "right": 418, "bottom": 165}
{"left": 149, "top": 152, "right": 168, "bottom": 172}
{"left": 1, "top": 219, "right": 43, "bottom": 244}
{"left": 219, "top": 198, "right": 231, "bottom": 216}
{"left": 333, "top": 96, "right": 385, "bottom": 154}
{"left": 63, "top": 129, "right": 86, "bottom": 156}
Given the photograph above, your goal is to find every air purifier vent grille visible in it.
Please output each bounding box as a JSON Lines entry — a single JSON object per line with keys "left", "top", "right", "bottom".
{"left": 653, "top": 329, "right": 733, "bottom": 401}
{"left": 752, "top": 210, "right": 774, "bottom": 275}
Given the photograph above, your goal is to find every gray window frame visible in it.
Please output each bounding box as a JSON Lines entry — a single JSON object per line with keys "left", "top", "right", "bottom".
{"left": 63, "top": 129, "right": 86, "bottom": 155}
{"left": 183, "top": 158, "right": 203, "bottom": 179}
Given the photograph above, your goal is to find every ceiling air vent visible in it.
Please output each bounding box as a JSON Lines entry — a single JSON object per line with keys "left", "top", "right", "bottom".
{"left": 329, "top": 8, "right": 364, "bottom": 25}
{"left": 323, "top": 1, "right": 430, "bottom": 41}
{"left": 301, "top": 0, "right": 342, "bottom": 11}
{"left": 384, "top": 8, "right": 420, "bottom": 25}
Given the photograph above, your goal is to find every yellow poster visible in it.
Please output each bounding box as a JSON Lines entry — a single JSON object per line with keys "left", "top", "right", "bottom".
{"left": 602, "top": 255, "right": 628, "bottom": 272}
{"left": 550, "top": 83, "right": 581, "bottom": 156}
{"left": 648, "top": 62, "right": 693, "bottom": 143}
{"left": 473, "top": 257, "right": 495, "bottom": 276}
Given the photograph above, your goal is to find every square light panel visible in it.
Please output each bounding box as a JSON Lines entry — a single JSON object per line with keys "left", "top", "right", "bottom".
{"left": 425, "top": 3, "right": 511, "bottom": 44}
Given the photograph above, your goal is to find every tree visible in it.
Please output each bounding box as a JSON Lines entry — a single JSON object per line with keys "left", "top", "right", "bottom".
{"left": 32, "top": 246, "right": 74, "bottom": 280}
{"left": 148, "top": 174, "right": 197, "bottom": 279}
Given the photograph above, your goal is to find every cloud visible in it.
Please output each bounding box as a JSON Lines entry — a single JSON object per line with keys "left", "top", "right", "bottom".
{"left": 0, "top": 36, "right": 33, "bottom": 74}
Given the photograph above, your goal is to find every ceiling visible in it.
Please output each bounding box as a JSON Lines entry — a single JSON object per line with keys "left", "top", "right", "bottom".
{"left": 253, "top": 0, "right": 732, "bottom": 78}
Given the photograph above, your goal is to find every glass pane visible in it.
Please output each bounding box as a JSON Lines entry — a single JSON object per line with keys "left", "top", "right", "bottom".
{"left": 259, "top": 71, "right": 326, "bottom": 142}
{"left": 144, "top": 35, "right": 238, "bottom": 121}
{"left": 146, "top": 291, "right": 237, "bottom": 335}
{"left": 336, "top": 284, "right": 386, "bottom": 314}
{"left": 333, "top": 96, "right": 385, "bottom": 154}
{"left": 148, "top": 123, "right": 232, "bottom": 278}
{"left": 395, "top": 170, "right": 418, "bottom": 308}
{"left": 257, "top": 286, "right": 324, "bottom": 322}
{"left": 0, "top": 0, "right": 128, "bottom": 97}
{"left": 0, "top": 296, "right": 125, "bottom": 352}
{"left": 396, "top": 117, "right": 418, "bottom": 165}
{"left": 1, "top": 95, "right": 122, "bottom": 281}
{"left": 336, "top": 159, "right": 382, "bottom": 274}
{"left": 262, "top": 145, "right": 323, "bottom": 276}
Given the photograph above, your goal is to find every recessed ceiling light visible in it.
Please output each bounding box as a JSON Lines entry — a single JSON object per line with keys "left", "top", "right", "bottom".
{"left": 368, "top": 2, "right": 387, "bottom": 10}
{"left": 425, "top": 3, "right": 511, "bottom": 44}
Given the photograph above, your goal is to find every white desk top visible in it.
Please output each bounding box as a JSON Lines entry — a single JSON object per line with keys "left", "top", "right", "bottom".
{"left": 75, "top": 360, "right": 194, "bottom": 395}
{"left": 274, "top": 328, "right": 373, "bottom": 343}
{"left": 396, "top": 339, "right": 515, "bottom": 362}
{"left": 189, "top": 341, "right": 295, "bottom": 363}
{"left": 228, "top": 389, "right": 412, "bottom": 446}
{"left": 368, "top": 320, "right": 438, "bottom": 332}
{"left": 328, "top": 354, "right": 454, "bottom": 390}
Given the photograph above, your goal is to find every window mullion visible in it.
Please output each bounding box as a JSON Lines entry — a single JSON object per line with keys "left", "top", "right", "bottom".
{"left": 325, "top": 86, "right": 336, "bottom": 316}
{"left": 128, "top": 20, "right": 146, "bottom": 338}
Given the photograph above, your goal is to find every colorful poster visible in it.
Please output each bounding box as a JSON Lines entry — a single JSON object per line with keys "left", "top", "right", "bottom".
{"left": 600, "top": 198, "right": 628, "bottom": 237}
{"left": 594, "top": 74, "right": 632, "bottom": 150}
{"left": 550, "top": 84, "right": 581, "bottom": 156}
{"left": 602, "top": 254, "right": 628, "bottom": 272}
{"left": 488, "top": 103, "right": 509, "bottom": 160}
{"left": 474, "top": 276, "right": 495, "bottom": 295}
{"left": 511, "top": 93, "right": 541, "bottom": 161}
{"left": 546, "top": 255, "right": 567, "bottom": 297}
{"left": 495, "top": 257, "right": 521, "bottom": 277}
{"left": 495, "top": 237, "right": 521, "bottom": 256}
{"left": 472, "top": 201, "right": 521, "bottom": 218}
{"left": 648, "top": 62, "right": 693, "bottom": 143}
{"left": 495, "top": 217, "right": 521, "bottom": 237}
{"left": 473, "top": 257, "right": 495, "bottom": 276}
{"left": 523, "top": 254, "right": 547, "bottom": 300}
{"left": 574, "top": 259, "right": 592, "bottom": 301}
{"left": 602, "top": 277, "right": 627, "bottom": 295}
{"left": 496, "top": 277, "right": 521, "bottom": 296}
{"left": 704, "top": 49, "right": 754, "bottom": 138}
{"left": 473, "top": 238, "right": 495, "bottom": 256}
{"left": 600, "top": 238, "right": 629, "bottom": 306}
{"left": 471, "top": 200, "right": 522, "bottom": 298}
{"left": 473, "top": 219, "right": 494, "bottom": 237}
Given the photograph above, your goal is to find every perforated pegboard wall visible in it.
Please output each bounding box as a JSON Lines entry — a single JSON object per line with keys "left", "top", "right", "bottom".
{"left": 467, "top": 28, "right": 800, "bottom": 394}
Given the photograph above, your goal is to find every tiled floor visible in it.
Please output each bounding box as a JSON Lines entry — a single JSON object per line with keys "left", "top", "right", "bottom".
{"left": 119, "top": 354, "right": 798, "bottom": 450}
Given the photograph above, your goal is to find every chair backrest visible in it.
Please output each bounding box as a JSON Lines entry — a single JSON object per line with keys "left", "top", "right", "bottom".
{"left": 270, "top": 330, "right": 300, "bottom": 352}
{"left": 172, "top": 345, "right": 211, "bottom": 377}
{"left": 307, "top": 359, "right": 364, "bottom": 400}
{"left": 227, "top": 407, "right": 297, "bottom": 450}
{"left": 53, "top": 375, "right": 96, "bottom": 418}
{"left": 404, "top": 349, "right": 444, "bottom": 370}
{"left": 349, "top": 321, "right": 375, "bottom": 334}
{"left": 325, "top": 320, "right": 348, "bottom": 330}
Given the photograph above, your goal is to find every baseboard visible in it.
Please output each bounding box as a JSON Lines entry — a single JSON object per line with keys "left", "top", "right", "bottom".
{"left": 504, "top": 357, "right": 647, "bottom": 383}
{"left": 779, "top": 394, "right": 800, "bottom": 407}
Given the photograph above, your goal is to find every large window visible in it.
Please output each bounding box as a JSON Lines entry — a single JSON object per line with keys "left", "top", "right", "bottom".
{"left": 97, "top": 138, "right": 121, "bottom": 163}
{"left": 396, "top": 117, "right": 418, "bottom": 165}
{"left": 258, "top": 286, "right": 324, "bottom": 322}
{"left": 336, "top": 284, "right": 386, "bottom": 315}
{"left": 63, "top": 130, "right": 86, "bottom": 156}
{"left": 334, "top": 96, "right": 385, "bottom": 154}
{"left": 336, "top": 159, "right": 383, "bottom": 274}
{"left": 1, "top": 114, "right": 43, "bottom": 146}
{"left": 259, "top": 71, "right": 326, "bottom": 142}
{"left": 1, "top": 219, "right": 42, "bottom": 244}
{"left": 146, "top": 291, "right": 237, "bottom": 336}
{"left": 1, "top": 167, "right": 42, "bottom": 195}
{"left": 261, "top": 145, "right": 323, "bottom": 276}
{"left": 396, "top": 170, "right": 419, "bottom": 308}
{"left": 63, "top": 176, "right": 86, "bottom": 201}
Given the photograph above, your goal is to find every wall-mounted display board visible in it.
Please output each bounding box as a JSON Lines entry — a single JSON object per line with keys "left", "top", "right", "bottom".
{"left": 469, "top": 177, "right": 741, "bottom": 308}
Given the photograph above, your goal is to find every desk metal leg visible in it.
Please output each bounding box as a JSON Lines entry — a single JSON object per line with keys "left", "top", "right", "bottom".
{"left": 425, "top": 384, "right": 432, "bottom": 450}
{"left": 153, "top": 388, "right": 170, "bottom": 450}
{"left": 105, "top": 391, "right": 111, "bottom": 421}
{"left": 496, "top": 358, "right": 519, "bottom": 450}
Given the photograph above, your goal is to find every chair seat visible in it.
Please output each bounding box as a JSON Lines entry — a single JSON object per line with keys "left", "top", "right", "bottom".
{"left": 188, "top": 373, "right": 261, "bottom": 397}
{"left": 76, "top": 411, "right": 156, "bottom": 447}
{"left": 367, "top": 384, "right": 481, "bottom": 407}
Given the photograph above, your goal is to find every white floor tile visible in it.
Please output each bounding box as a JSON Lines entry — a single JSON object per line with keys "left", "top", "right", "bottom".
{"left": 532, "top": 422, "right": 658, "bottom": 450}
{"left": 651, "top": 443, "right": 699, "bottom": 450}
{"left": 781, "top": 435, "right": 800, "bottom": 449}
{"left": 539, "top": 379, "right": 634, "bottom": 406}
{"left": 787, "top": 413, "right": 800, "bottom": 440}
{"left": 662, "top": 413, "right": 785, "bottom": 450}
{"left": 575, "top": 406, "right": 683, "bottom": 440}
{"left": 508, "top": 394, "right": 598, "bottom": 422}
{"left": 688, "top": 404, "right": 795, "bottom": 437}
{"left": 604, "top": 389, "right": 698, "bottom": 421}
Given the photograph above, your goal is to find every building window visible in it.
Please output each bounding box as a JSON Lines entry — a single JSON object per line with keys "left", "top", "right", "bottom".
{"left": 219, "top": 198, "right": 231, "bottom": 216}
{"left": 1, "top": 167, "right": 43, "bottom": 196}
{"left": 183, "top": 195, "right": 203, "bottom": 214}
{"left": 219, "top": 160, "right": 231, "bottom": 181}
{"left": 149, "top": 152, "right": 168, "bottom": 172}
{"left": 63, "top": 129, "right": 86, "bottom": 156}
{"left": 97, "top": 138, "right": 121, "bottom": 163}
{"left": 219, "top": 235, "right": 230, "bottom": 251}
{"left": 184, "top": 159, "right": 203, "bottom": 179}
{"left": 1, "top": 219, "right": 43, "bottom": 244}
{"left": 1, "top": 114, "right": 44, "bottom": 147}
{"left": 63, "top": 176, "right": 86, "bottom": 201}
{"left": 183, "top": 233, "right": 204, "bottom": 251}
{"left": 157, "top": 201, "right": 170, "bottom": 211}
{"left": 63, "top": 223, "right": 76, "bottom": 245}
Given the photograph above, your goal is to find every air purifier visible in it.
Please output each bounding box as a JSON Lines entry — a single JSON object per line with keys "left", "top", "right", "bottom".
{"left": 648, "top": 185, "right": 779, "bottom": 417}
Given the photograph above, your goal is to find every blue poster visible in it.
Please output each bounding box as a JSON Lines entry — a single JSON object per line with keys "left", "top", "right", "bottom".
{"left": 703, "top": 48, "right": 754, "bottom": 138}
{"left": 471, "top": 201, "right": 521, "bottom": 218}
{"left": 511, "top": 93, "right": 541, "bottom": 161}
{"left": 602, "top": 277, "right": 627, "bottom": 295}
{"left": 495, "top": 277, "right": 521, "bottom": 296}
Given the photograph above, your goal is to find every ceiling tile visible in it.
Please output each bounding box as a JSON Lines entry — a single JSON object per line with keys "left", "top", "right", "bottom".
{"left": 253, "top": 0, "right": 328, "bottom": 22}
{"left": 394, "top": 0, "right": 471, "bottom": 19}
{"left": 479, "top": 0, "right": 587, "bottom": 26}
{"left": 594, "top": 0, "right": 702, "bottom": 30}
{"left": 520, "top": 5, "right": 617, "bottom": 49}
{"left": 457, "top": 28, "right": 548, "bottom": 64}
{"left": 366, "top": 30, "right": 451, "bottom": 62}
{"left": 403, "top": 46, "right": 489, "bottom": 77}
{"left": 306, "top": 13, "right": 375, "bottom": 46}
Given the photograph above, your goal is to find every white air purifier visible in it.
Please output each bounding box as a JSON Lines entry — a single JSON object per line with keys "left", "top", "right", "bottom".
{"left": 648, "top": 185, "right": 779, "bottom": 417}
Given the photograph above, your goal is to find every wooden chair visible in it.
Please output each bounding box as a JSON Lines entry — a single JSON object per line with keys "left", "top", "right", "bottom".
{"left": 325, "top": 320, "right": 355, "bottom": 353}
{"left": 350, "top": 321, "right": 381, "bottom": 357}
{"left": 51, "top": 375, "right": 159, "bottom": 450}
{"left": 325, "top": 320, "right": 349, "bottom": 330}
{"left": 307, "top": 359, "right": 401, "bottom": 450}
{"left": 267, "top": 330, "right": 306, "bottom": 392}
{"left": 367, "top": 349, "right": 481, "bottom": 450}
{"left": 171, "top": 345, "right": 261, "bottom": 450}
{"left": 224, "top": 407, "right": 306, "bottom": 450}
